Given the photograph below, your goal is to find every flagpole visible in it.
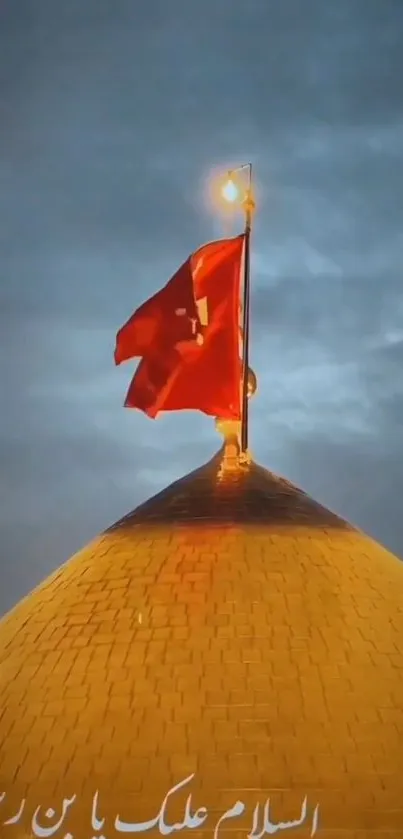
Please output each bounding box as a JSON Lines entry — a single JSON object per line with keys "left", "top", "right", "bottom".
{"left": 220, "top": 163, "right": 255, "bottom": 457}
{"left": 240, "top": 164, "right": 253, "bottom": 455}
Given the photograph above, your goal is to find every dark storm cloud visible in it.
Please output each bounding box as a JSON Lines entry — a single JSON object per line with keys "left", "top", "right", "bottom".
{"left": 1, "top": 0, "right": 403, "bottom": 614}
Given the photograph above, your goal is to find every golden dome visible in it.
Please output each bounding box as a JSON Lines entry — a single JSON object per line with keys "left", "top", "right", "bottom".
{"left": 1, "top": 450, "right": 403, "bottom": 837}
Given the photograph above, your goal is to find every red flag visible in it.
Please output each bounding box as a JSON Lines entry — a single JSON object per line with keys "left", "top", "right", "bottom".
{"left": 123, "top": 235, "right": 244, "bottom": 420}
{"left": 114, "top": 257, "right": 200, "bottom": 365}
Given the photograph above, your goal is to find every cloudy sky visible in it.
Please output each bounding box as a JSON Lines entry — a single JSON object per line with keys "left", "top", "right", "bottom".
{"left": 1, "top": 0, "right": 402, "bottom": 615}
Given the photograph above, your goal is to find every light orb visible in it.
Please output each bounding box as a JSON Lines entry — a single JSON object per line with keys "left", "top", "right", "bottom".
{"left": 221, "top": 178, "right": 239, "bottom": 203}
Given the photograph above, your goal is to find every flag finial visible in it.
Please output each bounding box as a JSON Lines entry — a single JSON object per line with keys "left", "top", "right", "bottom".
{"left": 215, "top": 367, "right": 257, "bottom": 475}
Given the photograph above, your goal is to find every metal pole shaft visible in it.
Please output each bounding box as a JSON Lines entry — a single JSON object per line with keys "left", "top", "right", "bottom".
{"left": 240, "top": 165, "right": 252, "bottom": 454}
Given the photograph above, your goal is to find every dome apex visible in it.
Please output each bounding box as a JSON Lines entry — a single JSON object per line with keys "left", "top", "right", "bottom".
{"left": 111, "top": 448, "right": 348, "bottom": 531}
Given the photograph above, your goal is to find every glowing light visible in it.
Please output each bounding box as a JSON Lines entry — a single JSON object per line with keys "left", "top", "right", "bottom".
{"left": 205, "top": 165, "right": 255, "bottom": 218}
{"left": 221, "top": 178, "right": 239, "bottom": 203}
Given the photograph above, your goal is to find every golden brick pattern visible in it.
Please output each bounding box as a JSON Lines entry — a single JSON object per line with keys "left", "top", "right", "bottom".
{"left": 1, "top": 452, "right": 403, "bottom": 838}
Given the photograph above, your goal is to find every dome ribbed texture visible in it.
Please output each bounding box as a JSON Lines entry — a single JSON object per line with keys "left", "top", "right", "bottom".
{"left": 1, "top": 450, "right": 403, "bottom": 837}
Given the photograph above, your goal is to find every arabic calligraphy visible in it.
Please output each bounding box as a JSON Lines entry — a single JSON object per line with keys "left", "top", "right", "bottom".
{"left": 0, "top": 776, "right": 320, "bottom": 837}
{"left": 32, "top": 796, "right": 77, "bottom": 838}
{"left": 247, "top": 795, "right": 320, "bottom": 837}
{"left": 213, "top": 799, "right": 245, "bottom": 838}
{"left": 115, "top": 774, "right": 208, "bottom": 835}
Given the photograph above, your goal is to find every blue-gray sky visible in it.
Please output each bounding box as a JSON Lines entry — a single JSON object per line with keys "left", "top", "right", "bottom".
{"left": 1, "top": 0, "right": 403, "bottom": 615}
